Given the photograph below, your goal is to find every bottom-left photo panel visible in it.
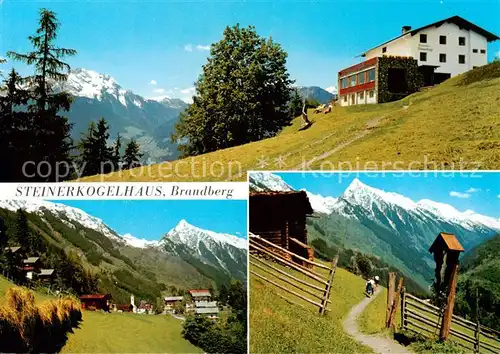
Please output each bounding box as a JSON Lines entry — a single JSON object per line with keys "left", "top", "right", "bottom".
{"left": 0, "top": 199, "right": 248, "bottom": 354}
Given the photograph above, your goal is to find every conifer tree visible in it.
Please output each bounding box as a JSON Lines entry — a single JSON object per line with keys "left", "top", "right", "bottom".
{"left": 14, "top": 209, "right": 30, "bottom": 248}
{"left": 123, "top": 139, "right": 143, "bottom": 170}
{"left": 111, "top": 133, "right": 122, "bottom": 171}
{"left": 0, "top": 69, "right": 32, "bottom": 181}
{"left": 78, "top": 118, "right": 114, "bottom": 176}
{"left": 289, "top": 88, "right": 303, "bottom": 119}
{"left": 7, "top": 8, "right": 76, "bottom": 181}
{"left": 0, "top": 217, "right": 7, "bottom": 258}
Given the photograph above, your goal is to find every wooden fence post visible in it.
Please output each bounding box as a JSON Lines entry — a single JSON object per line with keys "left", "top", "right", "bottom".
{"left": 387, "top": 277, "right": 404, "bottom": 329}
{"left": 319, "top": 255, "right": 339, "bottom": 315}
{"left": 440, "top": 259, "right": 459, "bottom": 341}
{"left": 386, "top": 272, "right": 396, "bottom": 327}
{"left": 401, "top": 286, "right": 406, "bottom": 331}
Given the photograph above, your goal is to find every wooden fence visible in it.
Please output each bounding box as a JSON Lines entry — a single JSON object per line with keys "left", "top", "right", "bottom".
{"left": 249, "top": 233, "right": 338, "bottom": 315}
{"left": 401, "top": 290, "right": 500, "bottom": 353}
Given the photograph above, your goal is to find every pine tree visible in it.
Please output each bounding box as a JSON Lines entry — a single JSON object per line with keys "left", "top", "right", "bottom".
{"left": 111, "top": 133, "right": 122, "bottom": 171}
{"left": 7, "top": 8, "right": 76, "bottom": 181}
{"left": 123, "top": 139, "right": 143, "bottom": 170}
{"left": 0, "top": 69, "right": 32, "bottom": 181}
{"left": 289, "top": 88, "right": 303, "bottom": 119}
{"left": 78, "top": 118, "right": 114, "bottom": 176}
{"left": 0, "top": 217, "right": 7, "bottom": 261}
{"left": 172, "top": 24, "right": 294, "bottom": 156}
{"left": 14, "top": 209, "right": 30, "bottom": 248}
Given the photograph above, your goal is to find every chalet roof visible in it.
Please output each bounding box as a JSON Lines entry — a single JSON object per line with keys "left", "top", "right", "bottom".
{"left": 249, "top": 191, "right": 314, "bottom": 215}
{"left": 5, "top": 246, "right": 21, "bottom": 253}
{"left": 23, "top": 257, "right": 40, "bottom": 264}
{"left": 165, "top": 296, "right": 184, "bottom": 301}
{"left": 360, "top": 15, "right": 499, "bottom": 57}
{"left": 80, "top": 294, "right": 110, "bottom": 300}
{"left": 195, "top": 307, "right": 219, "bottom": 314}
{"left": 39, "top": 269, "right": 54, "bottom": 276}
{"left": 429, "top": 232, "right": 465, "bottom": 253}
{"left": 189, "top": 290, "right": 211, "bottom": 297}
{"left": 195, "top": 301, "right": 218, "bottom": 308}
{"left": 138, "top": 301, "right": 153, "bottom": 309}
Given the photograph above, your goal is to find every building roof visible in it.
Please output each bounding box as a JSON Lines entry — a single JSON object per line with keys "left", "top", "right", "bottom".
{"left": 429, "top": 232, "right": 465, "bottom": 253}
{"left": 195, "top": 307, "right": 219, "bottom": 314}
{"left": 23, "top": 257, "right": 40, "bottom": 264}
{"left": 5, "top": 246, "right": 21, "bottom": 253}
{"left": 39, "top": 269, "right": 54, "bottom": 276}
{"left": 80, "top": 294, "right": 110, "bottom": 300}
{"left": 249, "top": 191, "right": 314, "bottom": 215}
{"left": 165, "top": 296, "right": 184, "bottom": 301}
{"left": 195, "top": 301, "right": 218, "bottom": 308}
{"left": 189, "top": 290, "right": 211, "bottom": 297}
{"left": 360, "top": 15, "right": 499, "bottom": 57}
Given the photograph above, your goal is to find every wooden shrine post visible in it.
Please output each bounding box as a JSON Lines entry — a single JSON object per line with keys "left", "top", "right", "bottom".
{"left": 429, "top": 232, "right": 465, "bottom": 341}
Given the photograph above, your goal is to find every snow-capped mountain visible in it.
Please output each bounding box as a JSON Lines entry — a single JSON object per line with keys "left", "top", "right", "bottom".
{"left": 325, "top": 86, "right": 338, "bottom": 95}
{"left": 250, "top": 172, "right": 294, "bottom": 192}
{"left": 53, "top": 68, "right": 188, "bottom": 163}
{"left": 297, "top": 86, "right": 336, "bottom": 104}
{"left": 159, "top": 219, "right": 247, "bottom": 280}
{"left": 121, "top": 233, "right": 158, "bottom": 249}
{"left": 249, "top": 172, "right": 499, "bottom": 285}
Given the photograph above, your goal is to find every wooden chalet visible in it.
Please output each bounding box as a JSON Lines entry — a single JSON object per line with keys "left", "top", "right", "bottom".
{"left": 22, "top": 257, "right": 40, "bottom": 279}
{"left": 115, "top": 304, "right": 134, "bottom": 312}
{"left": 165, "top": 296, "right": 184, "bottom": 311}
{"left": 189, "top": 290, "right": 211, "bottom": 302}
{"left": 249, "top": 191, "right": 315, "bottom": 266}
{"left": 80, "top": 294, "right": 111, "bottom": 311}
{"left": 38, "top": 269, "right": 55, "bottom": 283}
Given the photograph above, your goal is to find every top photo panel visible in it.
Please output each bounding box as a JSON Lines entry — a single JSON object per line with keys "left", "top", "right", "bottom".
{"left": 1, "top": 1, "right": 499, "bottom": 182}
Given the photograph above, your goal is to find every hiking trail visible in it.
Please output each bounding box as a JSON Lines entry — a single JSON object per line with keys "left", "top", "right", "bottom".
{"left": 343, "top": 289, "right": 413, "bottom": 354}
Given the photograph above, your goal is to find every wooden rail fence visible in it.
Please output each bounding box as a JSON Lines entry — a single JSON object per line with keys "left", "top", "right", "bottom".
{"left": 249, "top": 233, "right": 338, "bottom": 315}
{"left": 401, "top": 290, "right": 500, "bottom": 353}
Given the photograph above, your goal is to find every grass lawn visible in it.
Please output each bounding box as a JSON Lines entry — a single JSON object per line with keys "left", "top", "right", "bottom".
{"left": 61, "top": 311, "right": 201, "bottom": 353}
{"left": 250, "top": 258, "right": 373, "bottom": 353}
{"left": 0, "top": 275, "right": 54, "bottom": 305}
{"left": 80, "top": 63, "right": 500, "bottom": 182}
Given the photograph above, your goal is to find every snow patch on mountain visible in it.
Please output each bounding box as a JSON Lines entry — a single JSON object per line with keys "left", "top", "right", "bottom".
{"left": 305, "top": 191, "right": 339, "bottom": 214}
{"left": 249, "top": 172, "right": 293, "bottom": 192}
{"left": 0, "top": 199, "right": 121, "bottom": 241}
{"left": 121, "top": 233, "right": 158, "bottom": 248}
{"left": 325, "top": 86, "right": 338, "bottom": 94}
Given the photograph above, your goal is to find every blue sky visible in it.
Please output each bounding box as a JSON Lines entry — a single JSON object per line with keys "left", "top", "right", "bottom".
{"left": 51, "top": 200, "right": 248, "bottom": 241}
{"left": 274, "top": 172, "right": 500, "bottom": 218}
{"left": 1, "top": 0, "right": 499, "bottom": 101}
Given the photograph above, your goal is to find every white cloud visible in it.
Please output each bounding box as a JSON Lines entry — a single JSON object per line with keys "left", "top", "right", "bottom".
{"left": 450, "top": 191, "right": 470, "bottom": 199}
{"left": 196, "top": 44, "right": 210, "bottom": 51}
{"left": 148, "top": 86, "right": 195, "bottom": 103}
{"left": 149, "top": 80, "right": 157, "bottom": 85}
{"left": 325, "top": 86, "right": 337, "bottom": 94}
{"left": 185, "top": 43, "right": 210, "bottom": 52}
{"left": 497, "top": 194, "right": 500, "bottom": 199}
{"left": 180, "top": 87, "right": 195, "bottom": 95}
{"left": 466, "top": 187, "right": 480, "bottom": 193}
{"left": 153, "top": 88, "right": 165, "bottom": 93}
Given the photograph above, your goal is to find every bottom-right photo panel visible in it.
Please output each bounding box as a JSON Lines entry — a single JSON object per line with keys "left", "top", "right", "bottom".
{"left": 248, "top": 171, "right": 500, "bottom": 354}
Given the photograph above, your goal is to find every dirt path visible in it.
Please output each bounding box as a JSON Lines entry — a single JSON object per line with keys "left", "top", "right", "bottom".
{"left": 294, "top": 114, "right": 385, "bottom": 169}
{"left": 343, "top": 290, "right": 413, "bottom": 354}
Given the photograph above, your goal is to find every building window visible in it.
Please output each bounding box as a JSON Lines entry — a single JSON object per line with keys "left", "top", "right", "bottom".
{"left": 382, "top": 47, "right": 387, "bottom": 54}
{"left": 359, "top": 91, "right": 364, "bottom": 99}
{"left": 369, "top": 90, "right": 374, "bottom": 98}
{"left": 459, "top": 37, "right": 466, "bottom": 46}
{"left": 420, "top": 34, "right": 427, "bottom": 43}
{"left": 343, "top": 95, "right": 347, "bottom": 102}
{"left": 472, "top": 49, "right": 478, "bottom": 53}
{"left": 368, "top": 69, "right": 375, "bottom": 82}
{"left": 439, "top": 35, "right": 447, "bottom": 45}
{"left": 458, "top": 55, "right": 466, "bottom": 64}
{"left": 420, "top": 52, "right": 427, "bottom": 62}
{"left": 439, "top": 53, "right": 446, "bottom": 63}
{"left": 358, "top": 72, "right": 365, "bottom": 84}
{"left": 480, "top": 49, "right": 486, "bottom": 54}
{"left": 341, "top": 78, "right": 348, "bottom": 89}
{"left": 350, "top": 75, "right": 356, "bottom": 87}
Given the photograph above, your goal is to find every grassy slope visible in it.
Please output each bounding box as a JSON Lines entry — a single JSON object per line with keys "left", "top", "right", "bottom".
{"left": 250, "top": 260, "right": 372, "bottom": 353}
{"left": 61, "top": 311, "right": 201, "bottom": 353}
{"left": 81, "top": 63, "right": 500, "bottom": 182}
{"left": 0, "top": 276, "right": 200, "bottom": 353}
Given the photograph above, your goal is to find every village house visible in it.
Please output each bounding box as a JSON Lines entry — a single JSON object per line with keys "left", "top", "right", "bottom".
{"left": 22, "top": 257, "right": 40, "bottom": 280}
{"left": 80, "top": 294, "right": 111, "bottom": 311}
{"left": 195, "top": 300, "right": 219, "bottom": 320}
{"left": 249, "top": 191, "right": 315, "bottom": 266}
{"left": 38, "top": 269, "right": 55, "bottom": 284}
{"left": 189, "top": 289, "right": 211, "bottom": 302}
{"left": 136, "top": 300, "right": 154, "bottom": 314}
{"left": 164, "top": 296, "right": 184, "bottom": 312}
{"left": 338, "top": 15, "right": 499, "bottom": 106}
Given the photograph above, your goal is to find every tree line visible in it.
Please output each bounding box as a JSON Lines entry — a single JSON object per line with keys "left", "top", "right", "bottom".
{"left": 0, "top": 9, "right": 142, "bottom": 182}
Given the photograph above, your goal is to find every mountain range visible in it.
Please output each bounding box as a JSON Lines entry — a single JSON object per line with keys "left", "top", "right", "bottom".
{"left": 53, "top": 68, "right": 189, "bottom": 163}
{"left": 249, "top": 173, "right": 500, "bottom": 287}
{"left": 297, "top": 86, "right": 337, "bottom": 104}
{"left": 0, "top": 199, "right": 247, "bottom": 302}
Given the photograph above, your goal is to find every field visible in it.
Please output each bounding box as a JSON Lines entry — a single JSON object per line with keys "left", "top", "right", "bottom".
{"left": 81, "top": 62, "right": 500, "bottom": 182}
{"left": 250, "top": 259, "right": 372, "bottom": 353}
{"left": 0, "top": 276, "right": 201, "bottom": 353}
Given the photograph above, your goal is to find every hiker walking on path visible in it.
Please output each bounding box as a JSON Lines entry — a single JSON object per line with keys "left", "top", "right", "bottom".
{"left": 365, "top": 276, "right": 380, "bottom": 297}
